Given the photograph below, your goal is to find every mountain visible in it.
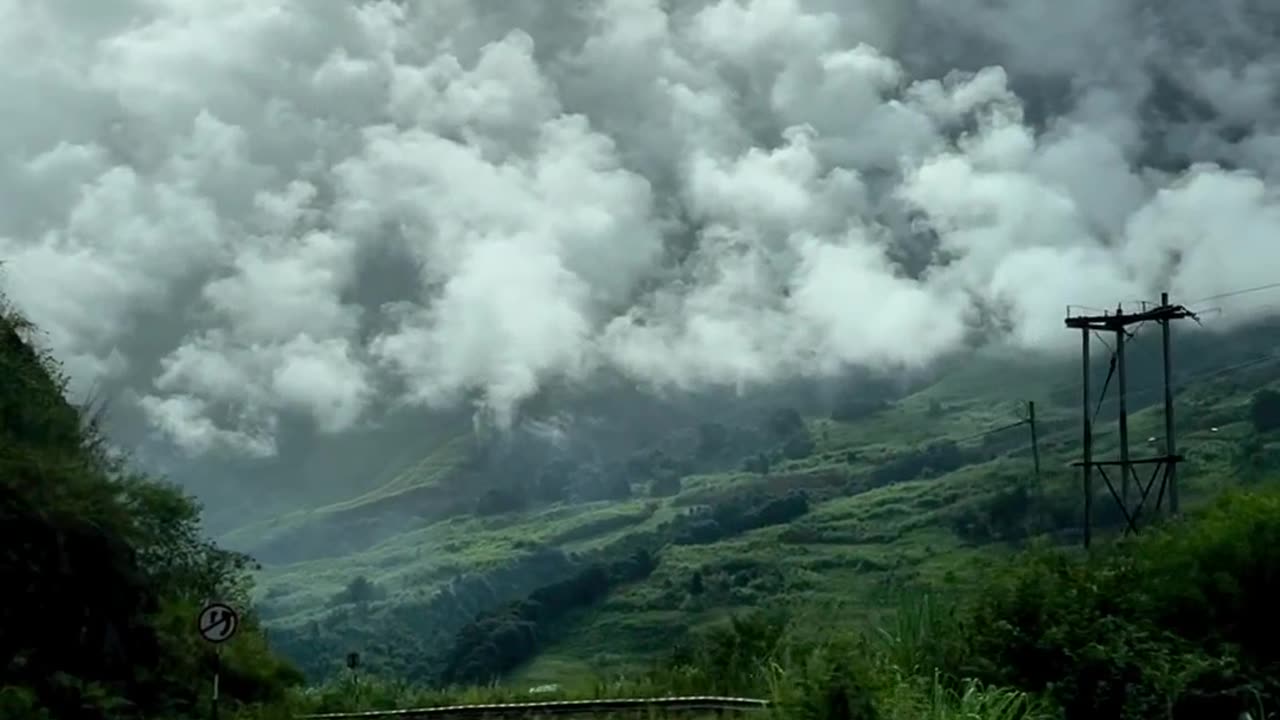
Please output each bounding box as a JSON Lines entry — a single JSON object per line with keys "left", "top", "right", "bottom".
{"left": 236, "top": 317, "right": 1280, "bottom": 683}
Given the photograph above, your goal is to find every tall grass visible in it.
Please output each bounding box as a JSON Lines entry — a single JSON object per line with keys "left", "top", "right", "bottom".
{"left": 233, "top": 591, "right": 1047, "bottom": 720}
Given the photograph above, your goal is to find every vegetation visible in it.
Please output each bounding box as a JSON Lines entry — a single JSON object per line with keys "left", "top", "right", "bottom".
{"left": 7, "top": 290, "right": 1280, "bottom": 719}
{"left": 0, "top": 302, "right": 301, "bottom": 718}
{"left": 238, "top": 485, "right": 1280, "bottom": 720}
{"left": 440, "top": 549, "right": 658, "bottom": 686}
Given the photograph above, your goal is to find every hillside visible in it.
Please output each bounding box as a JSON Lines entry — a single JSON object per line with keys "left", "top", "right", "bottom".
{"left": 0, "top": 301, "right": 301, "bottom": 718}
{"left": 245, "top": 318, "right": 1280, "bottom": 684}
{"left": 6, "top": 295, "right": 1280, "bottom": 719}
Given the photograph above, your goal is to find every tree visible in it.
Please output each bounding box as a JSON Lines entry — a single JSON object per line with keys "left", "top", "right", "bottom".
{"left": 0, "top": 299, "right": 301, "bottom": 718}
{"left": 535, "top": 463, "right": 571, "bottom": 502}
{"left": 767, "top": 408, "right": 806, "bottom": 439}
{"left": 1250, "top": 389, "right": 1280, "bottom": 433}
{"left": 476, "top": 485, "right": 528, "bottom": 515}
{"left": 782, "top": 429, "right": 816, "bottom": 459}
{"left": 960, "top": 488, "right": 1280, "bottom": 718}
{"left": 696, "top": 422, "right": 729, "bottom": 459}
{"left": 689, "top": 570, "right": 705, "bottom": 596}
{"left": 741, "top": 452, "right": 772, "bottom": 475}
{"left": 650, "top": 471, "right": 682, "bottom": 497}
{"left": 334, "top": 576, "right": 382, "bottom": 606}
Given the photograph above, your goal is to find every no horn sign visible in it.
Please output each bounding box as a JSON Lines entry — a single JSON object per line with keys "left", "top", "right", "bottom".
{"left": 198, "top": 602, "right": 239, "bottom": 644}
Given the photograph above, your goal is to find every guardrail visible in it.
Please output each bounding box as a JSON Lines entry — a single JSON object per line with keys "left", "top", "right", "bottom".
{"left": 297, "top": 696, "right": 772, "bottom": 719}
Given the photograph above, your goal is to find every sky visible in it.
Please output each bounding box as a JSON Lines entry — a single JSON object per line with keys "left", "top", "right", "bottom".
{"left": 1, "top": 0, "right": 1278, "bottom": 464}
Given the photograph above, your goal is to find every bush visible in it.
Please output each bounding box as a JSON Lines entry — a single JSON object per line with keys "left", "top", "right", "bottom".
{"left": 650, "top": 472, "right": 682, "bottom": 497}
{"left": 783, "top": 430, "right": 817, "bottom": 460}
{"left": 1250, "top": 389, "right": 1280, "bottom": 433}
{"left": 439, "top": 550, "right": 658, "bottom": 686}
{"left": 957, "top": 488, "right": 1280, "bottom": 719}
{"left": 0, "top": 301, "right": 301, "bottom": 718}
{"left": 475, "top": 486, "right": 528, "bottom": 515}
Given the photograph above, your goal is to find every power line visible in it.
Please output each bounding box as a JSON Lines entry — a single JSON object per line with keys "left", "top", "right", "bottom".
{"left": 938, "top": 351, "right": 1280, "bottom": 451}
{"left": 1187, "top": 281, "right": 1280, "bottom": 307}
{"left": 1082, "top": 350, "right": 1280, "bottom": 408}
{"left": 950, "top": 418, "right": 1028, "bottom": 445}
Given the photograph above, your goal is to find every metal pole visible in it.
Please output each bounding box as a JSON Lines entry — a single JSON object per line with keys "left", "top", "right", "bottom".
{"left": 1116, "top": 309, "right": 1131, "bottom": 508}
{"left": 211, "top": 647, "right": 221, "bottom": 720}
{"left": 1082, "top": 329, "right": 1092, "bottom": 549}
{"left": 1161, "top": 292, "right": 1179, "bottom": 515}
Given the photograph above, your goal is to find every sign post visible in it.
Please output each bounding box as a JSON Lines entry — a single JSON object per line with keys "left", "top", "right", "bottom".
{"left": 198, "top": 602, "right": 240, "bottom": 720}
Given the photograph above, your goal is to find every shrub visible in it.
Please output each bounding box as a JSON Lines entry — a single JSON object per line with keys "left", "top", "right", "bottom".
{"left": 957, "top": 488, "right": 1280, "bottom": 719}
{"left": 1249, "top": 389, "right": 1280, "bottom": 433}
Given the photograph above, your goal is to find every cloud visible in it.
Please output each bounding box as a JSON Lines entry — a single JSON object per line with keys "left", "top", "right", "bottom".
{"left": 1, "top": 0, "right": 1279, "bottom": 457}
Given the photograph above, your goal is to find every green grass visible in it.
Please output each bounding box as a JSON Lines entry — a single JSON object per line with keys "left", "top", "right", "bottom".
{"left": 235, "top": 586, "right": 1064, "bottom": 720}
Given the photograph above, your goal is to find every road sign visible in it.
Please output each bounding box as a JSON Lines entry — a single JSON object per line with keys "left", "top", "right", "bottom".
{"left": 197, "top": 602, "right": 239, "bottom": 644}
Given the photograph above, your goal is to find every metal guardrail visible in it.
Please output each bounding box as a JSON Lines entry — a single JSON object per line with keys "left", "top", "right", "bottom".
{"left": 297, "top": 696, "right": 771, "bottom": 719}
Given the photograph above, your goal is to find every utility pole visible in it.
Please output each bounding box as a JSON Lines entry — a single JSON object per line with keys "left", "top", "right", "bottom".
{"left": 1027, "top": 401, "right": 1041, "bottom": 481}
{"left": 1115, "top": 308, "right": 1131, "bottom": 507}
{"left": 1080, "top": 330, "right": 1093, "bottom": 549}
{"left": 1065, "top": 295, "right": 1195, "bottom": 547}
{"left": 1027, "top": 400, "right": 1043, "bottom": 533}
{"left": 1160, "top": 292, "right": 1180, "bottom": 515}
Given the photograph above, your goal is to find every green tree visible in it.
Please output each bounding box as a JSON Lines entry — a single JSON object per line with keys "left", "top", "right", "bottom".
{"left": 0, "top": 299, "right": 301, "bottom": 718}
{"left": 959, "top": 488, "right": 1280, "bottom": 719}
{"left": 1249, "top": 389, "right": 1280, "bottom": 433}
{"left": 650, "top": 471, "right": 682, "bottom": 497}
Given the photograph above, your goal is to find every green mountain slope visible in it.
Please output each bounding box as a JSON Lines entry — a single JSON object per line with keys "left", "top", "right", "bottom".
{"left": 248, "top": 320, "right": 1280, "bottom": 685}
{"left": 220, "top": 433, "right": 476, "bottom": 564}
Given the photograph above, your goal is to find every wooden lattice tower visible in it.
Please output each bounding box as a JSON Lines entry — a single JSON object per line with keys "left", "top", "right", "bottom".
{"left": 1064, "top": 292, "right": 1196, "bottom": 548}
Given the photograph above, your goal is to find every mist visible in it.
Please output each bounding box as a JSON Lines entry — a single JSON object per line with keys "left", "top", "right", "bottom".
{"left": 2, "top": 0, "right": 1278, "bottom": 517}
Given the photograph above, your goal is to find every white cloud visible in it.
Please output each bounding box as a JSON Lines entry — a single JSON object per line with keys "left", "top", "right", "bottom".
{"left": 1, "top": 0, "right": 1278, "bottom": 456}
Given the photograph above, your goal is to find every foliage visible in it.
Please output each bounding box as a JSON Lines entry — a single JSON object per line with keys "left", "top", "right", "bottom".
{"left": 440, "top": 550, "right": 658, "bottom": 686}
{"left": 0, "top": 302, "right": 301, "bottom": 718}
{"left": 329, "top": 575, "right": 386, "bottom": 607}
{"left": 9, "top": 287, "right": 1280, "bottom": 720}
{"left": 869, "top": 441, "right": 972, "bottom": 487}
{"left": 476, "top": 485, "right": 530, "bottom": 515}
{"left": 1251, "top": 389, "right": 1280, "bottom": 433}
{"left": 958, "top": 487, "right": 1280, "bottom": 719}
{"left": 671, "top": 490, "right": 811, "bottom": 545}
{"left": 241, "top": 485, "right": 1280, "bottom": 720}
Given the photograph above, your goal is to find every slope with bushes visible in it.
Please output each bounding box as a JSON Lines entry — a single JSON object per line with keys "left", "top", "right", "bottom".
{"left": 0, "top": 301, "right": 301, "bottom": 719}
{"left": 273, "top": 483, "right": 1280, "bottom": 720}
{"left": 244, "top": 320, "right": 1280, "bottom": 691}
{"left": 7, "top": 289, "right": 1280, "bottom": 720}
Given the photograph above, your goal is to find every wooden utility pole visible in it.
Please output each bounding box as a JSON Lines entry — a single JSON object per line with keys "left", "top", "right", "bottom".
{"left": 1065, "top": 295, "right": 1194, "bottom": 548}
{"left": 1027, "top": 401, "right": 1041, "bottom": 481}
{"left": 1116, "top": 316, "right": 1131, "bottom": 506}
{"left": 1080, "top": 331, "right": 1092, "bottom": 548}
{"left": 1160, "top": 292, "right": 1180, "bottom": 514}
{"left": 1027, "top": 400, "right": 1043, "bottom": 533}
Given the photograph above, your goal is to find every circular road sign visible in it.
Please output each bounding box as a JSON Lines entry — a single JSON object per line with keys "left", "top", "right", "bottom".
{"left": 197, "top": 602, "right": 239, "bottom": 644}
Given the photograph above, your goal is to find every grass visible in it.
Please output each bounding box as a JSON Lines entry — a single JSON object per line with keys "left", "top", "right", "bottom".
{"left": 234, "top": 586, "right": 1061, "bottom": 720}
